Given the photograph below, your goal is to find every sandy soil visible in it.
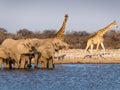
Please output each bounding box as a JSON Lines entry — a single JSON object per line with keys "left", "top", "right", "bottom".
{"left": 53, "top": 49, "right": 120, "bottom": 64}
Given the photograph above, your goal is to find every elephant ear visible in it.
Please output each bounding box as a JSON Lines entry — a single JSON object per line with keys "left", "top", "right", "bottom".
{"left": 22, "top": 43, "right": 27, "bottom": 48}
{"left": 53, "top": 38, "right": 66, "bottom": 50}
{"left": 59, "top": 40, "right": 68, "bottom": 49}
{"left": 52, "top": 38, "right": 69, "bottom": 50}
{"left": 26, "top": 43, "right": 30, "bottom": 48}
{"left": 23, "top": 41, "right": 37, "bottom": 53}
{"left": 41, "top": 46, "right": 52, "bottom": 59}
{"left": 52, "top": 39, "right": 60, "bottom": 51}
{"left": 18, "top": 42, "right": 33, "bottom": 54}
{"left": 22, "top": 43, "right": 30, "bottom": 49}
{"left": 27, "top": 42, "right": 37, "bottom": 52}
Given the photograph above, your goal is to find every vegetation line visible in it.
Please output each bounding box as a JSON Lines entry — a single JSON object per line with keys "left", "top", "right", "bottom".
{"left": 0, "top": 28, "right": 120, "bottom": 49}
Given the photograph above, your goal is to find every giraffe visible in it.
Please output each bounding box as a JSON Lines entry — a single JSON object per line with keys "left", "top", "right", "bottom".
{"left": 52, "top": 14, "right": 68, "bottom": 41}
{"left": 85, "top": 21, "right": 118, "bottom": 55}
{"left": 51, "top": 14, "right": 68, "bottom": 59}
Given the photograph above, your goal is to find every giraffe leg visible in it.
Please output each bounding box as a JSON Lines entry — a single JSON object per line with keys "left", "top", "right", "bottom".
{"left": 84, "top": 44, "right": 90, "bottom": 59}
{"left": 84, "top": 44, "right": 89, "bottom": 54}
{"left": 96, "top": 43, "right": 100, "bottom": 54}
{"left": 90, "top": 44, "right": 93, "bottom": 55}
{"left": 100, "top": 43, "right": 105, "bottom": 54}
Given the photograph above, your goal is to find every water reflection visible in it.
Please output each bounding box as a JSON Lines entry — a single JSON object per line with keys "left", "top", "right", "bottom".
{"left": 0, "top": 64, "right": 120, "bottom": 90}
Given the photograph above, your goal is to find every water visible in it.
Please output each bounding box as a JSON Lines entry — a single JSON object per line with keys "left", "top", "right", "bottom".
{"left": 0, "top": 64, "right": 120, "bottom": 90}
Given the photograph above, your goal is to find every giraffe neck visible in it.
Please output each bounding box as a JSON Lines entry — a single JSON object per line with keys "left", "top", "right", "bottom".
{"left": 96, "top": 22, "right": 114, "bottom": 36}
{"left": 54, "top": 14, "right": 68, "bottom": 41}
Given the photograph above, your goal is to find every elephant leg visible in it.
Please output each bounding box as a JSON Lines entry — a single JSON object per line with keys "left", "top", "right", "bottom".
{"left": 20, "top": 55, "right": 28, "bottom": 69}
{"left": 35, "top": 55, "right": 41, "bottom": 69}
{"left": 27, "top": 61, "right": 31, "bottom": 68}
{"left": 37, "top": 62, "right": 40, "bottom": 68}
{"left": 14, "top": 62, "right": 19, "bottom": 69}
{"left": 42, "top": 61, "right": 48, "bottom": 69}
{"left": 0, "top": 59, "right": 3, "bottom": 69}
{"left": 20, "top": 61, "right": 25, "bottom": 69}
{"left": 24, "top": 61, "right": 28, "bottom": 69}
{"left": 9, "top": 60, "right": 13, "bottom": 69}
{"left": 4, "top": 63, "right": 9, "bottom": 69}
{"left": 39, "top": 56, "right": 48, "bottom": 69}
{"left": 27, "top": 58, "right": 32, "bottom": 68}
{"left": 34, "top": 55, "right": 38, "bottom": 68}
{"left": 3, "top": 59, "right": 9, "bottom": 69}
{"left": 34, "top": 52, "right": 40, "bottom": 68}
{"left": 49, "top": 58, "right": 54, "bottom": 69}
{"left": 13, "top": 55, "right": 21, "bottom": 69}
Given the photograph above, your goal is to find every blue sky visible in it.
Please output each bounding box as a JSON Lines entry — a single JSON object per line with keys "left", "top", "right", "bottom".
{"left": 0, "top": 0, "right": 120, "bottom": 33}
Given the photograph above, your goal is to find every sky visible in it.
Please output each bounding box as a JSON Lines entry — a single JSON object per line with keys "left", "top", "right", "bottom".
{"left": 0, "top": 0, "right": 120, "bottom": 33}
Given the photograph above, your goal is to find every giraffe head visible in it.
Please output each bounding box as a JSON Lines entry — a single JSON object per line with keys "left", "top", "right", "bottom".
{"left": 52, "top": 14, "right": 69, "bottom": 41}
{"left": 112, "top": 21, "right": 118, "bottom": 28}
{"left": 65, "top": 14, "right": 68, "bottom": 18}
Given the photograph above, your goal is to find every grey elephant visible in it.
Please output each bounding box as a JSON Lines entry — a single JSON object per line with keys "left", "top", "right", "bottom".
{"left": 31, "top": 38, "right": 69, "bottom": 69}
{"left": 1, "top": 38, "right": 36, "bottom": 69}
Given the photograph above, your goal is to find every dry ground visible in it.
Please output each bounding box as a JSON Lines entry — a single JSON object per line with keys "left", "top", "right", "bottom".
{"left": 53, "top": 49, "right": 120, "bottom": 64}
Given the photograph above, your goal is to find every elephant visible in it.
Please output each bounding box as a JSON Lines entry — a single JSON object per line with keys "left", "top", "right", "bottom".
{"left": 1, "top": 38, "right": 37, "bottom": 69}
{"left": 0, "top": 47, "right": 12, "bottom": 69}
{"left": 31, "top": 38, "right": 69, "bottom": 69}
{"left": 0, "top": 38, "right": 69, "bottom": 69}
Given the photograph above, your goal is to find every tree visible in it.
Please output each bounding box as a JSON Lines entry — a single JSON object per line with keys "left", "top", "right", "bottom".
{"left": 17, "top": 28, "right": 33, "bottom": 37}
{"left": 42, "top": 30, "right": 56, "bottom": 38}
{"left": 0, "top": 27, "right": 7, "bottom": 33}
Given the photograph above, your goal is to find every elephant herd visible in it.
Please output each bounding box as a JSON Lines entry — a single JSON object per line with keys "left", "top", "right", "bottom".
{"left": 0, "top": 38, "right": 69, "bottom": 69}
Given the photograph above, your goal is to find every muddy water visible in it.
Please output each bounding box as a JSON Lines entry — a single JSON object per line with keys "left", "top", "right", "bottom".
{"left": 0, "top": 64, "right": 120, "bottom": 90}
